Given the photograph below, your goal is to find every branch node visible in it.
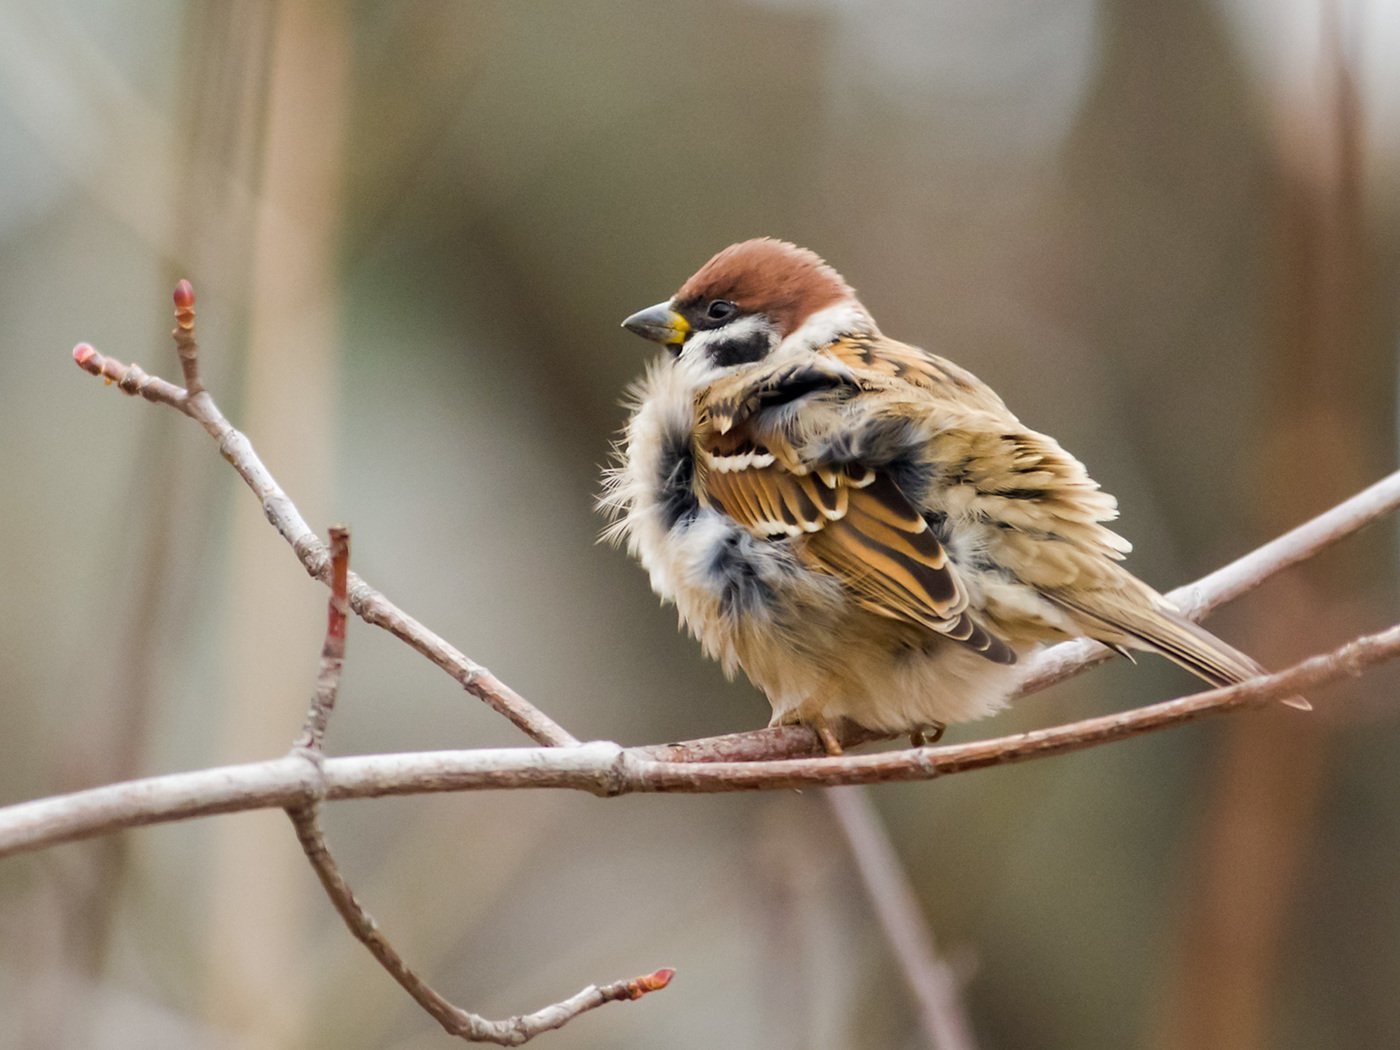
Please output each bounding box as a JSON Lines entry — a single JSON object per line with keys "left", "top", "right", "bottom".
{"left": 289, "top": 746, "right": 330, "bottom": 809}
{"left": 117, "top": 361, "right": 151, "bottom": 396}
{"left": 601, "top": 742, "right": 636, "bottom": 797}
{"left": 911, "top": 745, "right": 942, "bottom": 778}
{"left": 1172, "top": 584, "right": 1207, "bottom": 621}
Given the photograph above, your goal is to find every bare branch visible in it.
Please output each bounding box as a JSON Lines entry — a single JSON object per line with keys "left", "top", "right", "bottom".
{"left": 631, "top": 723, "right": 889, "bottom": 763}
{"left": 4, "top": 618, "right": 1396, "bottom": 860}
{"left": 71, "top": 336, "right": 577, "bottom": 748}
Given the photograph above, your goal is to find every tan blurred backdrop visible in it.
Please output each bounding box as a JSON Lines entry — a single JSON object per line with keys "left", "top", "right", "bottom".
{"left": 1, "top": 2, "right": 1397, "bottom": 1048}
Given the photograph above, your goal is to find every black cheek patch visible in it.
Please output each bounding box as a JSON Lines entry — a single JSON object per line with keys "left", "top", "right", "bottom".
{"left": 708, "top": 331, "right": 773, "bottom": 369}
{"left": 656, "top": 430, "right": 698, "bottom": 529}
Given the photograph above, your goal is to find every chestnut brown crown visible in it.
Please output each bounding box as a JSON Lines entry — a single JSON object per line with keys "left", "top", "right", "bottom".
{"left": 673, "top": 238, "right": 855, "bottom": 338}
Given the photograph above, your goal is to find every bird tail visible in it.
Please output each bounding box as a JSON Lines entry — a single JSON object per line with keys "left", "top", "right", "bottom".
{"left": 1050, "top": 589, "right": 1311, "bottom": 711}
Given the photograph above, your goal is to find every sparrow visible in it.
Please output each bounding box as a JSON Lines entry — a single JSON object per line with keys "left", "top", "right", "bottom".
{"left": 601, "top": 238, "right": 1305, "bottom": 753}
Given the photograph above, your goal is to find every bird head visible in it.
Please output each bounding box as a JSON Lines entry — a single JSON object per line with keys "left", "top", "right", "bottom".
{"left": 621, "top": 239, "right": 869, "bottom": 373}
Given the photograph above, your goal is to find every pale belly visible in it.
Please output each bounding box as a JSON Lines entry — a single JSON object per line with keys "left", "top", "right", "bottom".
{"left": 648, "top": 508, "right": 1028, "bottom": 732}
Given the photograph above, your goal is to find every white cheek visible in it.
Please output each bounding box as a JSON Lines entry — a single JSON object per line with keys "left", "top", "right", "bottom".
{"left": 680, "top": 315, "right": 779, "bottom": 377}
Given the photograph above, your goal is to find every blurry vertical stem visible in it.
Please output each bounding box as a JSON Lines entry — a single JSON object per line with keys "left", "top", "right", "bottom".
{"left": 57, "top": 318, "right": 180, "bottom": 978}
{"left": 201, "top": 5, "right": 351, "bottom": 1045}
{"left": 1157, "top": 5, "right": 1381, "bottom": 1049}
{"left": 827, "top": 788, "right": 977, "bottom": 1050}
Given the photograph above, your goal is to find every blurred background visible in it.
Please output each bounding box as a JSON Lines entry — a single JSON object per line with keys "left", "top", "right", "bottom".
{"left": 1, "top": 1, "right": 1397, "bottom": 1047}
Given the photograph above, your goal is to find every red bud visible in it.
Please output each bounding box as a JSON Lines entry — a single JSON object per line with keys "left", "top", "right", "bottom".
{"left": 628, "top": 967, "right": 676, "bottom": 998}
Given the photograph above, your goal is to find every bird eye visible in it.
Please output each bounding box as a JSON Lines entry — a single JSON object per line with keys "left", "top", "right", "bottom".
{"left": 705, "top": 300, "right": 737, "bottom": 322}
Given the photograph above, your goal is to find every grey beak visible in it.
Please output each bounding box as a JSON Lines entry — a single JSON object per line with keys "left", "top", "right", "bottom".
{"left": 621, "top": 302, "right": 689, "bottom": 346}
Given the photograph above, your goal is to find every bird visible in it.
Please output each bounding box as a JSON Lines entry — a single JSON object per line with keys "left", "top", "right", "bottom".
{"left": 600, "top": 238, "right": 1306, "bottom": 754}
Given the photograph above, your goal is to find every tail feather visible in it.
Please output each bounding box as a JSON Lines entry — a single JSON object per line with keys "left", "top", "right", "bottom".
{"left": 1050, "top": 589, "right": 1311, "bottom": 711}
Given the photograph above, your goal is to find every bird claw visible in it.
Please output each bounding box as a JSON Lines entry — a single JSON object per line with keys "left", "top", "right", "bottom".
{"left": 909, "top": 722, "right": 946, "bottom": 747}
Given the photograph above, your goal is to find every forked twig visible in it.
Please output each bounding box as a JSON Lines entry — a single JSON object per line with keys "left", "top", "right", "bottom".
{"left": 281, "top": 527, "right": 670, "bottom": 1043}
{"left": 72, "top": 283, "right": 576, "bottom": 749}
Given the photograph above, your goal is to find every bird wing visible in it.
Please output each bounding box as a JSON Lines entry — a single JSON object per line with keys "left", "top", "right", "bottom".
{"left": 694, "top": 357, "right": 1015, "bottom": 664}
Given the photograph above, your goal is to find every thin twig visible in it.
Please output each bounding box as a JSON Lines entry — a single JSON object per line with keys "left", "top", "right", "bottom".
{"left": 4, "top": 618, "right": 1396, "bottom": 860}
{"left": 287, "top": 799, "right": 672, "bottom": 1045}
{"left": 71, "top": 339, "right": 577, "bottom": 748}
{"left": 295, "top": 525, "right": 350, "bottom": 752}
{"left": 826, "top": 788, "right": 977, "bottom": 1050}
{"left": 631, "top": 723, "right": 890, "bottom": 763}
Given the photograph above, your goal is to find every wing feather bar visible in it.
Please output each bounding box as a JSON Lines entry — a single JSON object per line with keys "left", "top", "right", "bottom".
{"left": 708, "top": 470, "right": 759, "bottom": 526}
{"left": 816, "top": 516, "right": 962, "bottom": 618}
{"left": 805, "top": 473, "right": 847, "bottom": 520}
{"left": 780, "top": 478, "right": 824, "bottom": 531}
{"left": 727, "top": 470, "right": 767, "bottom": 521}
{"left": 808, "top": 530, "right": 949, "bottom": 631}
{"left": 847, "top": 474, "right": 928, "bottom": 533}
{"left": 749, "top": 474, "right": 788, "bottom": 531}
{"left": 845, "top": 503, "right": 948, "bottom": 572}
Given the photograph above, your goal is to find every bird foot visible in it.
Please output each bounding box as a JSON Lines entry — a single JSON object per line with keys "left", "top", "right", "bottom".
{"left": 812, "top": 718, "right": 844, "bottom": 756}
{"left": 909, "top": 722, "right": 946, "bottom": 747}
